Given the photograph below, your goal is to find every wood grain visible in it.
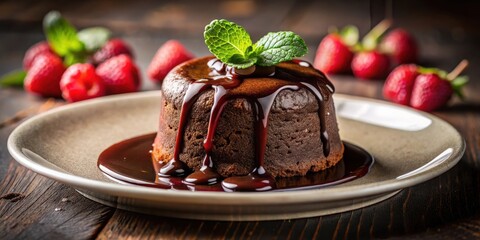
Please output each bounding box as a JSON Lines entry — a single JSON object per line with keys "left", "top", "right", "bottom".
{"left": 0, "top": 98, "right": 114, "bottom": 240}
{"left": 0, "top": 161, "right": 114, "bottom": 239}
{"left": 0, "top": 0, "right": 479, "bottom": 239}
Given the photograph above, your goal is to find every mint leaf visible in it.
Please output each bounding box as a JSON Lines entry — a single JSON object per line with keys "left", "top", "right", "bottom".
{"left": 78, "top": 27, "right": 111, "bottom": 52}
{"left": 0, "top": 70, "right": 26, "bottom": 87}
{"left": 43, "top": 11, "right": 85, "bottom": 65}
{"left": 204, "top": 19, "right": 256, "bottom": 68}
{"left": 255, "top": 31, "right": 307, "bottom": 66}
{"left": 204, "top": 19, "right": 308, "bottom": 68}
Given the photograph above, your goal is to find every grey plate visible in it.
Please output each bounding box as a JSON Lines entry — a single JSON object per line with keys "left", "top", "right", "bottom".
{"left": 7, "top": 91, "right": 465, "bottom": 221}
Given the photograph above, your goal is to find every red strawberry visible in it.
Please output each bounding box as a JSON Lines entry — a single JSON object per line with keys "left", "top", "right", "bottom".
{"left": 410, "top": 73, "right": 453, "bottom": 111}
{"left": 23, "top": 41, "right": 54, "bottom": 71}
{"left": 24, "top": 53, "right": 65, "bottom": 97}
{"left": 96, "top": 54, "right": 141, "bottom": 94}
{"left": 381, "top": 28, "right": 418, "bottom": 64}
{"left": 383, "top": 64, "right": 419, "bottom": 105}
{"left": 60, "top": 63, "right": 105, "bottom": 102}
{"left": 92, "top": 38, "right": 134, "bottom": 65}
{"left": 313, "top": 34, "right": 354, "bottom": 74}
{"left": 351, "top": 51, "right": 390, "bottom": 79}
{"left": 148, "top": 40, "right": 194, "bottom": 82}
{"left": 383, "top": 60, "right": 469, "bottom": 112}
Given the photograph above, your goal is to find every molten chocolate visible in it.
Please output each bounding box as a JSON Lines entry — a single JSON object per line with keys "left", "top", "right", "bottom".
{"left": 98, "top": 133, "right": 373, "bottom": 192}
{"left": 99, "top": 57, "right": 356, "bottom": 192}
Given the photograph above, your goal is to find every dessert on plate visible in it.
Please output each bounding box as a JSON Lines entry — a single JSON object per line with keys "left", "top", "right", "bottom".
{"left": 150, "top": 19, "right": 344, "bottom": 191}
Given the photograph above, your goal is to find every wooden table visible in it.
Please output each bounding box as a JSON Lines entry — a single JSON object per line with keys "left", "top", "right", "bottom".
{"left": 1, "top": 0, "right": 479, "bottom": 239}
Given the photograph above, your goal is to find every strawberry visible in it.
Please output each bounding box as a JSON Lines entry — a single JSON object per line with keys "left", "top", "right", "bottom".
{"left": 96, "top": 54, "right": 141, "bottom": 94}
{"left": 313, "top": 26, "right": 358, "bottom": 74}
{"left": 410, "top": 73, "right": 453, "bottom": 111}
{"left": 148, "top": 40, "right": 194, "bottom": 82}
{"left": 92, "top": 38, "right": 134, "bottom": 65}
{"left": 383, "top": 64, "right": 419, "bottom": 105}
{"left": 24, "top": 53, "right": 65, "bottom": 97}
{"left": 382, "top": 60, "right": 468, "bottom": 112}
{"left": 351, "top": 51, "right": 390, "bottom": 79}
{"left": 381, "top": 28, "right": 418, "bottom": 64}
{"left": 313, "top": 35, "right": 353, "bottom": 74}
{"left": 60, "top": 63, "right": 105, "bottom": 102}
{"left": 350, "top": 20, "right": 392, "bottom": 80}
{"left": 23, "top": 41, "right": 54, "bottom": 71}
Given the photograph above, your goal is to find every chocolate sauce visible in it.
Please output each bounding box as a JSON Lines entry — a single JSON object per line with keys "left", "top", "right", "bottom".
{"left": 99, "top": 58, "right": 354, "bottom": 192}
{"left": 150, "top": 58, "right": 337, "bottom": 191}
{"left": 98, "top": 133, "right": 374, "bottom": 192}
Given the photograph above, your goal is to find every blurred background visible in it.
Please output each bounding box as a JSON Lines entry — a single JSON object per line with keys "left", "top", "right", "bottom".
{"left": 0, "top": 0, "right": 478, "bottom": 91}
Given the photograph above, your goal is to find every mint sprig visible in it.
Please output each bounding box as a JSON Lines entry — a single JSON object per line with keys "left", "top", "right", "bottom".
{"left": 204, "top": 19, "right": 307, "bottom": 69}
{"left": 43, "top": 11, "right": 86, "bottom": 65}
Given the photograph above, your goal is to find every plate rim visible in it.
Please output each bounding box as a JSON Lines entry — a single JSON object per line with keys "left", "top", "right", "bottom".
{"left": 7, "top": 91, "right": 465, "bottom": 205}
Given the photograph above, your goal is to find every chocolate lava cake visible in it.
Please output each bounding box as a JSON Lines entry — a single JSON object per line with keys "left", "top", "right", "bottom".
{"left": 151, "top": 56, "right": 344, "bottom": 178}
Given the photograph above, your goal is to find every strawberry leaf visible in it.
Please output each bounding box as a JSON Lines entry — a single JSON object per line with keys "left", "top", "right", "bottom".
{"left": 0, "top": 70, "right": 26, "bottom": 87}
{"left": 339, "top": 25, "right": 359, "bottom": 47}
{"left": 451, "top": 76, "right": 468, "bottom": 100}
{"left": 361, "top": 19, "right": 392, "bottom": 51}
{"left": 78, "top": 27, "right": 112, "bottom": 52}
{"left": 418, "top": 67, "right": 448, "bottom": 79}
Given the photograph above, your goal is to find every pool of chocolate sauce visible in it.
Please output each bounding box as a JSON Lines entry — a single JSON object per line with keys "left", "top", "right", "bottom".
{"left": 98, "top": 133, "right": 373, "bottom": 192}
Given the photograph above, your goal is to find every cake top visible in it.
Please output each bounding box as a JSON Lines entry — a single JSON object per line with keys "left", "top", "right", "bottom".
{"left": 174, "top": 56, "right": 334, "bottom": 98}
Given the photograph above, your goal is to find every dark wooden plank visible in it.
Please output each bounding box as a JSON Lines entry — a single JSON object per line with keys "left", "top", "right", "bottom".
{"left": 93, "top": 170, "right": 478, "bottom": 239}
{"left": 0, "top": 160, "right": 114, "bottom": 240}
{"left": 0, "top": 96, "right": 115, "bottom": 239}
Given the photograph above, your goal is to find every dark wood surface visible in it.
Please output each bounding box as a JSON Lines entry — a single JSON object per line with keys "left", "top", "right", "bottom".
{"left": 1, "top": 0, "right": 479, "bottom": 239}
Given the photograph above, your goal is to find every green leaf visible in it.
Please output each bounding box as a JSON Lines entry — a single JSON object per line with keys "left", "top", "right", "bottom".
{"left": 451, "top": 76, "right": 469, "bottom": 100}
{"left": 361, "top": 19, "right": 391, "bottom": 51}
{"left": 204, "top": 19, "right": 254, "bottom": 68}
{"left": 339, "top": 25, "right": 359, "bottom": 47}
{"left": 77, "top": 27, "right": 112, "bottom": 52}
{"left": 0, "top": 70, "right": 26, "bottom": 87}
{"left": 204, "top": 19, "right": 309, "bottom": 68}
{"left": 43, "top": 11, "right": 85, "bottom": 59}
{"left": 64, "top": 54, "right": 86, "bottom": 66}
{"left": 255, "top": 31, "right": 307, "bottom": 66}
{"left": 227, "top": 54, "right": 257, "bottom": 69}
{"left": 418, "top": 67, "right": 448, "bottom": 79}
